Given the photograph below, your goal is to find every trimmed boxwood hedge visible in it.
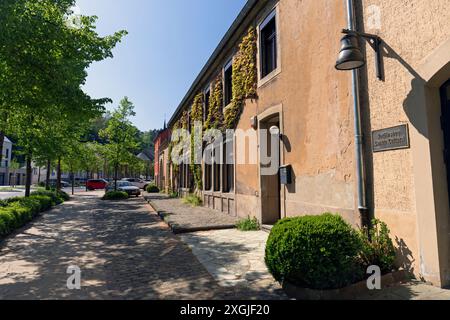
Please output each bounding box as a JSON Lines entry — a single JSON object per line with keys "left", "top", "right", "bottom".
{"left": 102, "top": 191, "right": 129, "bottom": 201}
{"left": 265, "top": 213, "right": 364, "bottom": 290}
{"left": 146, "top": 184, "right": 159, "bottom": 193}
{"left": 0, "top": 191, "right": 68, "bottom": 238}
{"left": 31, "top": 189, "right": 69, "bottom": 205}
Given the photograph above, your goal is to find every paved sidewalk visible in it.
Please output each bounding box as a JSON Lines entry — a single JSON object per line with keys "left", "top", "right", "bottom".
{"left": 180, "top": 229, "right": 287, "bottom": 300}
{"left": 145, "top": 194, "right": 238, "bottom": 233}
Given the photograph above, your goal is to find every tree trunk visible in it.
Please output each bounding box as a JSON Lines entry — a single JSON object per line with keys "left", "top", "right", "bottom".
{"left": 0, "top": 131, "right": 4, "bottom": 167}
{"left": 45, "top": 159, "right": 51, "bottom": 190}
{"left": 56, "top": 157, "right": 62, "bottom": 191}
{"left": 114, "top": 164, "right": 118, "bottom": 191}
{"left": 11, "top": 170, "right": 15, "bottom": 188}
{"left": 71, "top": 170, "right": 75, "bottom": 195}
{"left": 38, "top": 167, "right": 41, "bottom": 184}
{"left": 85, "top": 170, "right": 89, "bottom": 192}
{"left": 25, "top": 156, "right": 32, "bottom": 197}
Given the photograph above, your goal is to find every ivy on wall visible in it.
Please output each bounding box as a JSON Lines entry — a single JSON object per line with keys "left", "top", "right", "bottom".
{"left": 190, "top": 93, "right": 204, "bottom": 192}
{"left": 204, "top": 74, "right": 224, "bottom": 131}
{"left": 168, "top": 120, "right": 180, "bottom": 186}
{"left": 169, "top": 27, "right": 258, "bottom": 193}
{"left": 224, "top": 27, "right": 257, "bottom": 129}
{"left": 180, "top": 110, "right": 189, "bottom": 130}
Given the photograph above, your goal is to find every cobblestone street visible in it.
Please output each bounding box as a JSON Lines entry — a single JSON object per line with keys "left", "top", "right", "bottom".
{"left": 0, "top": 192, "right": 285, "bottom": 300}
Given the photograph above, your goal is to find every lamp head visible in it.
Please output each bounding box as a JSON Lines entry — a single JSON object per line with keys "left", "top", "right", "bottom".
{"left": 335, "top": 34, "right": 366, "bottom": 71}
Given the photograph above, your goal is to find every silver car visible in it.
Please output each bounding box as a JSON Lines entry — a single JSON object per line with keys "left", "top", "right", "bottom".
{"left": 106, "top": 181, "right": 141, "bottom": 197}
{"left": 121, "top": 178, "right": 151, "bottom": 190}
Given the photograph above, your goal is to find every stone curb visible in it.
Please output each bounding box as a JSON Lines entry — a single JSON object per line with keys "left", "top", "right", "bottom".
{"left": 282, "top": 270, "right": 411, "bottom": 300}
{"left": 145, "top": 198, "right": 236, "bottom": 235}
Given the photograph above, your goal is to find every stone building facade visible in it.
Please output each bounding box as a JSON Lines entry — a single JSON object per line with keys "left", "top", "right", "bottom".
{"left": 164, "top": 0, "right": 450, "bottom": 287}
{"left": 154, "top": 128, "right": 171, "bottom": 192}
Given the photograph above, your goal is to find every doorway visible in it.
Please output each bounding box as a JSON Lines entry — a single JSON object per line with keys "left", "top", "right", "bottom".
{"left": 259, "top": 115, "right": 282, "bottom": 224}
{"left": 441, "top": 79, "right": 450, "bottom": 203}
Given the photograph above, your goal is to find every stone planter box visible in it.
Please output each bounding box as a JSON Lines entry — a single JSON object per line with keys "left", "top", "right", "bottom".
{"left": 282, "top": 270, "right": 410, "bottom": 300}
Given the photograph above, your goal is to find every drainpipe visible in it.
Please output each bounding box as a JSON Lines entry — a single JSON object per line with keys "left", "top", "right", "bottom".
{"left": 346, "top": 0, "right": 368, "bottom": 225}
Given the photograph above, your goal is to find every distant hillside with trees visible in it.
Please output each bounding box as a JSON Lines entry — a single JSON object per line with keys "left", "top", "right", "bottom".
{"left": 86, "top": 114, "right": 160, "bottom": 161}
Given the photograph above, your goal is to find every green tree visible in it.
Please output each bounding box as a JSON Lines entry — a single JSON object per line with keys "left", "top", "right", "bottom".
{"left": 0, "top": 0, "right": 127, "bottom": 196}
{"left": 100, "top": 97, "right": 140, "bottom": 190}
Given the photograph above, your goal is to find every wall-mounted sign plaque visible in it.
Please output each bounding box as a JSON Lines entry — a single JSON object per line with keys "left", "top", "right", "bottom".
{"left": 372, "top": 124, "right": 410, "bottom": 153}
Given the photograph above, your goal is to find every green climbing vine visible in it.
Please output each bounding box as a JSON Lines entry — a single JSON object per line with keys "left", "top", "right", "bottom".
{"left": 168, "top": 120, "right": 180, "bottom": 187}
{"left": 224, "top": 27, "right": 257, "bottom": 129}
{"left": 204, "top": 74, "right": 224, "bottom": 131}
{"left": 169, "top": 27, "right": 258, "bottom": 193}
{"left": 190, "top": 93, "right": 203, "bottom": 192}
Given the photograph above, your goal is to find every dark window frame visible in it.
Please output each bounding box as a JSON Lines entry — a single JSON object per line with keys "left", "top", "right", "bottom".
{"left": 204, "top": 85, "right": 211, "bottom": 123}
{"left": 222, "top": 139, "right": 234, "bottom": 193}
{"left": 260, "top": 9, "right": 278, "bottom": 79}
{"left": 223, "top": 59, "right": 233, "bottom": 107}
{"left": 213, "top": 146, "right": 221, "bottom": 192}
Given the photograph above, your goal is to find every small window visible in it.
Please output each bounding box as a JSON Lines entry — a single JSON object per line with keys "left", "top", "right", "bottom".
{"left": 224, "top": 60, "right": 233, "bottom": 106}
{"left": 260, "top": 10, "right": 277, "bottom": 78}
{"left": 5, "top": 149, "right": 9, "bottom": 158}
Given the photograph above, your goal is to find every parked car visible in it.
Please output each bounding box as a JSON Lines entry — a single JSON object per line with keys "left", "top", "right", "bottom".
{"left": 121, "top": 178, "right": 151, "bottom": 190}
{"left": 48, "top": 180, "right": 70, "bottom": 188}
{"left": 86, "top": 179, "right": 108, "bottom": 191}
{"left": 106, "top": 181, "right": 141, "bottom": 197}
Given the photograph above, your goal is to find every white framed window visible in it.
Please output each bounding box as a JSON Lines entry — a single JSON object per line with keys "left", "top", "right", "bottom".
{"left": 257, "top": 6, "right": 281, "bottom": 87}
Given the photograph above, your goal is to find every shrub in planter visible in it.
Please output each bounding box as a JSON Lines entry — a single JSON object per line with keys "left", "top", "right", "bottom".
{"left": 102, "top": 191, "right": 129, "bottom": 201}
{"left": 359, "top": 219, "right": 397, "bottom": 274}
{"left": 237, "top": 216, "right": 260, "bottom": 231}
{"left": 265, "top": 213, "right": 363, "bottom": 290}
{"left": 146, "top": 184, "right": 159, "bottom": 193}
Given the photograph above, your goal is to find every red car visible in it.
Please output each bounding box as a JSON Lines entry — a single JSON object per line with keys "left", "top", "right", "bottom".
{"left": 86, "top": 179, "right": 108, "bottom": 191}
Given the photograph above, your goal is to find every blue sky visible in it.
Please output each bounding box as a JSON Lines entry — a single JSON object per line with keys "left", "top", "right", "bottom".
{"left": 76, "top": 0, "right": 247, "bottom": 132}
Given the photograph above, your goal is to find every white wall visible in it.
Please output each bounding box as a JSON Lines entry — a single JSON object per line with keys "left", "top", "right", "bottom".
{"left": 1, "top": 139, "right": 12, "bottom": 168}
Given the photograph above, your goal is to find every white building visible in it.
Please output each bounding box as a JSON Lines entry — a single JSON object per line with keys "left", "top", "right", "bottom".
{"left": 31, "top": 164, "right": 97, "bottom": 185}
{"left": 1, "top": 137, "right": 12, "bottom": 168}
{"left": 0, "top": 137, "right": 26, "bottom": 186}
